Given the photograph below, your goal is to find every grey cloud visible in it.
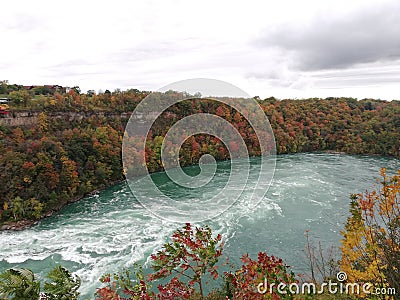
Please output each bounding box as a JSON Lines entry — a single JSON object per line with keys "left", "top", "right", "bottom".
{"left": 245, "top": 69, "right": 308, "bottom": 88}
{"left": 245, "top": 69, "right": 287, "bottom": 80}
{"left": 313, "top": 62, "right": 400, "bottom": 88}
{"left": 255, "top": 1, "right": 400, "bottom": 71}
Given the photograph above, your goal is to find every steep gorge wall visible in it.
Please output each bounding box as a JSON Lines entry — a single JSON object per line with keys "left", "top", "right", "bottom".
{"left": 0, "top": 111, "right": 133, "bottom": 127}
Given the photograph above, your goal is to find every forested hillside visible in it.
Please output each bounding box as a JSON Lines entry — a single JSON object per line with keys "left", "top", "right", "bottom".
{"left": 0, "top": 83, "right": 399, "bottom": 225}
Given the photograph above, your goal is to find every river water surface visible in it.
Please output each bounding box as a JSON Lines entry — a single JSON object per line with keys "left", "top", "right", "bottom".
{"left": 0, "top": 153, "right": 399, "bottom": 298}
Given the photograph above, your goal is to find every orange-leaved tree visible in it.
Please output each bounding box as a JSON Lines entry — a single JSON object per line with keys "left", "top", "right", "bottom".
{"left": 340, "top": 168, "right": 399, "bottom": 293}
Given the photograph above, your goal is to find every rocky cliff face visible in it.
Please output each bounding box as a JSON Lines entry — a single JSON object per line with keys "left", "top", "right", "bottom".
{"left": 0, "top": 111, "right": 133, "bottom": 126}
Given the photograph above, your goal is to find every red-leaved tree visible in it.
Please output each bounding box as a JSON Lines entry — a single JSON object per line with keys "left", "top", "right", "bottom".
{"left": 149, "top": 223, "right": 224, "bottom": 298}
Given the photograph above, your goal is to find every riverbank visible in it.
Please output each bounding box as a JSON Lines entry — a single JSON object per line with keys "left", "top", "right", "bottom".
{"left": 0, "top": 179, "right": 124, "bottom": 232}
{"left": 3, "top": 150, "right": 399, "bottom": 232}
{"left": 0, "top": 219, "right": 39, "bottom": 231}
{"left": 1, "top": 97, "right": 399, "bottom": 232}
{"left": 1, "top": 153, "right": 398, "bottom": 299}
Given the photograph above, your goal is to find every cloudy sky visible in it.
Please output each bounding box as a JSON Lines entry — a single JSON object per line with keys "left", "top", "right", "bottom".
{"left": 1, "top": 0, "right": 399, "bottom": 99}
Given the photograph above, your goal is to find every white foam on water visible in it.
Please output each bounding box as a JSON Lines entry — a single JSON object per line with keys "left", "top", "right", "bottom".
{"left": 0, "top": 154, "right": 399, "bottom": 299}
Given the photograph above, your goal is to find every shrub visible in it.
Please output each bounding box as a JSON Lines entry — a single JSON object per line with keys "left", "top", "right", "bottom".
{"left": 226, "top": 252, "right": 297, "bottom": 299}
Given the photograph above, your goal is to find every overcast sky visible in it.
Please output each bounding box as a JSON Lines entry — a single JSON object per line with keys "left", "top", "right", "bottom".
{"left": 1, "top": 0, "right": 399, "bottom": 99}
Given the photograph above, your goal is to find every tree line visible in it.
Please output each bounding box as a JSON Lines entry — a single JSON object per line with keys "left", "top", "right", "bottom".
{"left": 0, "top": 85, "right": 399, "bottom": 224}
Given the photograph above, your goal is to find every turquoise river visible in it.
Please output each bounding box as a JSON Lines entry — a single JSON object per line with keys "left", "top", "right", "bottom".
{"left": 0, "top": 153, "right": 399, "bottom": 298}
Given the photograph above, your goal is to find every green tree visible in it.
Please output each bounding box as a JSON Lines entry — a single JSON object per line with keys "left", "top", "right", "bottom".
{"left": 33, "top": 86, "right": 54, "bottom": 95}
{"left": 9, "top": 90, "right": 30, "bottom": 106}
{"left": 25, "top": 198, "right": 44, "bottom": 220}
{"left": 95, "top": 264, "right": 154, "bottom": 299}
{"left": 43, "top": 266, "right": 81, "bottom": 300}
{"left": 11, "top": 197, "right": 24, "bottom": 220}
{"left": 0, "top": 268, "right": 40, "bottom": 300}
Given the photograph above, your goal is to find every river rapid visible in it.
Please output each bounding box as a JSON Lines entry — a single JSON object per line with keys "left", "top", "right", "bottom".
{"left": 0, "top": 153, "right": 399, "bottom": 298}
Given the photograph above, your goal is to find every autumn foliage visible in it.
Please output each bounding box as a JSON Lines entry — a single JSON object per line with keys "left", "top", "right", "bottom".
{"left": 149, "top": 223, "right": 223, "bottom": 298}
{"left": 340, "top": 168, "right": 400, "bottom": 295}
{"left": 226, "top": 252, "right": 296, "bottom": 299}
{"left": 95, "top": 265, "right": 154, "bottom": 300}
{"left": 92, "top": 224, "right": 296, "bottom": 299}
{"left": 1, "top": 85, "right": 399, "bottom": 225}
